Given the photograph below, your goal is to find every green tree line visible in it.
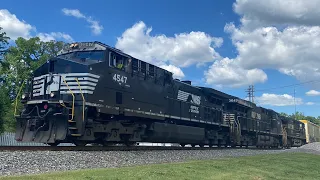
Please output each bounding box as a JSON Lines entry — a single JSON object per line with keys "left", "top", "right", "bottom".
{"left": 279, "top": 112, "right": 320, "bottom": 125}
{"left": 0, "top": 27, "right": 67, "bottom": 133}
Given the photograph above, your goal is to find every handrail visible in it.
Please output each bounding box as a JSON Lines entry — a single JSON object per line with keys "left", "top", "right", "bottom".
{"left": 61, "top": 76, "right": 75, "bottom": 121}
{"left": 75, "top": 77, "right": 85, "bottom": 122}
{"left": 14, "top": 79, "right": 25, "bottom": 116}
{"left": 236, "top": 116, "right": 241, "bottom": 137}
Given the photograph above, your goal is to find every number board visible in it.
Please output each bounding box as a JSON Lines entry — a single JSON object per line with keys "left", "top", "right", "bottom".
{"left": 112, "top": 73, "right": 130, "bottom": 87}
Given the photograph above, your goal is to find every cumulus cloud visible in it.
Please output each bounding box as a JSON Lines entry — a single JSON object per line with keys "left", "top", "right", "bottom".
{"left": 206, "top": 0, "right": 320, "bottom": 88}
{"left": 115, "top": 21, "right": 222, "bottom": 69}
{"left": 204, "top": 57, "right": 267, "bottom": 88}
{"left": 255, "top": 93, "right": 303, "bottom": 106}
{"left": 233, "top": 0, "right": 320, "bottom": 30}
{"left": 306, "top": 102, "right": 315, "bottom": 105}
{"left": 0, "top": 9, "right": 73, "bottom": 42}
{"left": 62, "top": 8, "right": 103, "bottom": 35}
{"left": 225, "top": 23, "right": 320, "bottom": 83}
{"left": 37, "top": 32, "right": 74, "bottom": 43}
{"left": 0, "top": 9, "right": 35, "bottom": 40}
{"left": 306, "top": 90, "right": 320, "bottom": 96}
{"left": 115, "top": 21, "right": 270, "bottom": 87}
{"left": 160, "top": 64, "right": 185, "bottom": 79}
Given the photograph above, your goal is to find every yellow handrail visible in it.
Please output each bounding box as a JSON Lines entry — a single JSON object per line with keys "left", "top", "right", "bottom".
{"left": 75, "top": 77, "right": 85, "bottom": 122}
{"left": 14, "top": 80, "right": 25, "bottom": 116}
{"left": 61, "top": 76, "right": 75, "bottom": 121}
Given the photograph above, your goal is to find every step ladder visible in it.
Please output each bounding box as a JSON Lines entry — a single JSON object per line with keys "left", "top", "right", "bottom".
{"left": 67, "top": 105, "right": 81, "bottom": 137}
{"left": 223, "top": 113, "right": 241, "bottom": 145}
{"left": 61, "top": 76, "right": 85, "bottom": 138}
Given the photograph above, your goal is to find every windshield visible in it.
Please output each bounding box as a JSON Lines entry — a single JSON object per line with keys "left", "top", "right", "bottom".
{"left": 57, "top": 50, "right": 104, "bottom": 62}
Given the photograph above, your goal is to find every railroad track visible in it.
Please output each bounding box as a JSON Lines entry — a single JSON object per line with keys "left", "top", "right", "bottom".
{"left": 0, "top": 145, "right": 286, "bottom": 151}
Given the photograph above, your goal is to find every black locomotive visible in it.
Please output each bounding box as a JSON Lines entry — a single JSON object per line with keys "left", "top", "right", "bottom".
{"left": 14, "top": 41, "right": 306, "bottom": 148}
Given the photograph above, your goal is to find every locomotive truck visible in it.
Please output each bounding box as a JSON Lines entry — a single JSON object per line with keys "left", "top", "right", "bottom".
{"left": 14, "top": 41, "right": 306, "bottom": 148}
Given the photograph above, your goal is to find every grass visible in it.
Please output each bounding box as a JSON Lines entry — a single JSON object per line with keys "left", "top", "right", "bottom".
{"left": 1, "top": 152, "right": 319, "bottom": 180}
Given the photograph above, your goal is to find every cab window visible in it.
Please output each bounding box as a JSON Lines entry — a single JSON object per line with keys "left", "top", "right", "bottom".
{"left": 109, "top": 52, "right": 132, "bottom": 73}
{"left": 75, "top": 51, "right": 104, "bottom": 61}
{"left": 57, "top": 50, "right": 104, "bottom": 62}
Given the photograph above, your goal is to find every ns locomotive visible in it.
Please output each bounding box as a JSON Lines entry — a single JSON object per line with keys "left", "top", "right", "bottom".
{"left": 14, "top": 41, "right": 306, "bottom": 148}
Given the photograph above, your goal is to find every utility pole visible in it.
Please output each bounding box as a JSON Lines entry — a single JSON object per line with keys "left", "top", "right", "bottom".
{"left": 251, "top": 85, "right": 255, "bottom": 103}
{"left": 246, "top": 85, "right": 255, "bottom": 103}
{"left": 294, "top": 86, "right": 297, "bottom": 120}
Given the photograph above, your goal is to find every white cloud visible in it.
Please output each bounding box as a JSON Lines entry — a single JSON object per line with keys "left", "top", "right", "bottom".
{"left": 204, "top": 57, "right": 267, "bottom": 88}
{"left": 306, "top": 90, "right": 320, "bottom": 96}
{"left": 225, "top": 24, "right": 320, "bottom": 79}
{"left": 62, "top": 8, "right": 103, "bottom": 35}
{"left": 61, "top": 9, "right": 85, "bottom": 19}
{"left": 160, "top": 64, "right": 185, "bottom": 79}
{"left": 37, "top": 32, "right": 74, "bottom": 43}
{"left": 115, "top": 21, "right": 223, "bottom": 68}
{"left": 206, "top": 0, "right": 320, "bottom": 88}
{"left": 0, "top": 9, "right": 73, "bottom": 43}
{"left": 233, "top": 0, "right": 320, "bottom": 30}
{"left": 0, "top": 9, "right": 35, "bottom": 40}
{"left": 306, "top": 102, "right": 315, "bottom": 105}
{"left": 255, "top": 93, "right": 303, "bottom": 106}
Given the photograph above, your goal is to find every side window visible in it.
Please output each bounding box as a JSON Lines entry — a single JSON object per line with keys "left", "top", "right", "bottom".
{"left": 114, "top": 55, "right": 124, "bottom": 70}
{"left": 132, "top": 58, "right": 138, "bottom": 73}
{"left": 148, "top": 64, "right": 155, "bottom": 77}
{"left": 140, "top": 61, "right": 146, "bottom": 76}
{"left": 109, "top": 51, "right": 131, "bottom": 72}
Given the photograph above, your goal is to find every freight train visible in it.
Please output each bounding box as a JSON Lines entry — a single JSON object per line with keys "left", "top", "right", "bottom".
{"left": 14, "top": 41, "right": 307, "bottom": 148}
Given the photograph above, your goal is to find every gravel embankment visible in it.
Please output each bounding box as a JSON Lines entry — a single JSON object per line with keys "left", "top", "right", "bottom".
{"left": 283, "top": 142, "right": 320, "bottom": 155}
{"left": 0, "top": 144, "right": 319, "bottom": 177}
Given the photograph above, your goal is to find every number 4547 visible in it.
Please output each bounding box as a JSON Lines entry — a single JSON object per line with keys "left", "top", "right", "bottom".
{"left": 113, "top": 74, "right": 127, "bottom": 84}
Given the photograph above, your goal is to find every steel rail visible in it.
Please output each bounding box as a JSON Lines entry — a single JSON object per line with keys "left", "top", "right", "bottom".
{"left": 0, "top": 145, "right": 286, "bottom": 151}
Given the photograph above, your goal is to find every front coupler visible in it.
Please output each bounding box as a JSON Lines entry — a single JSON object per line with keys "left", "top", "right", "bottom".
{"left": 15, "top": 102, "right": 69, "bottom": 144}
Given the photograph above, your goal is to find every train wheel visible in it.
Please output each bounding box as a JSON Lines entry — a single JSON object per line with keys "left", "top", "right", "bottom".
{"left": 124, "top": 141, "right": 136, "bottom": 147}
{"left": 74, "top": 141, "right": 87, "bottom": 146}
{"left": 47, "top": 142, "right": 60, "bottom": 146}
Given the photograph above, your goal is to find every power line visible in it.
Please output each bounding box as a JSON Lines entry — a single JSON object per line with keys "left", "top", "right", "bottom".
{"left": 254, "top": 79, "right": 320, "bottom": 92}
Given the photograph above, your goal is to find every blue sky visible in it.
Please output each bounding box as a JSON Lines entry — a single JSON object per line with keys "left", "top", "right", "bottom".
{"left": 1, "top": 0, "right": 320, "bottom": 117}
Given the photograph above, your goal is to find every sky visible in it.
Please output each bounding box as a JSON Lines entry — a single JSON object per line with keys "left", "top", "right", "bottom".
{"left": 1, "top": 0, "right": 320, "bottom": 117}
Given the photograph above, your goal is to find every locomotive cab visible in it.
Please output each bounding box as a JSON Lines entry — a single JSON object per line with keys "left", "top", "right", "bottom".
{"left": 15, "top": 42, "right": 108, "bottom": 145}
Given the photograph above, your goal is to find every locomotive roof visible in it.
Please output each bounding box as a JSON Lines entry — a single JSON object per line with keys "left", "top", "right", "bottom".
{"left": 57, "top": 41, "right": 173, "bottom": 75}
{"left": 198, "top": 86, "right": 234, "bottom": 99}
{"left": 198, "top": 86, "right": 256, "bottom": 108}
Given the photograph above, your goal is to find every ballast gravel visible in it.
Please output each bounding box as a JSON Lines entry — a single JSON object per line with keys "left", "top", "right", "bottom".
{"left": 285, "top": 142, "right": 320, "bottom": 155}
{"left": 1, "top": 144, "right": 319, "bottom": 177}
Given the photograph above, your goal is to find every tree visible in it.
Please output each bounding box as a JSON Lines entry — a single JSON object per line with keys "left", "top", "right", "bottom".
{"left": 280, "top": 111, "right": 320, "bottom": 125}
{"left": 0, "top": 27, "right": 10, "bottom": 134}
{"left": 0, "top": 27, "right": 9, "bottom": 58}
{"left": 279, "top": 112, "right": 289, "bottom": 117}
{"left": 290, "top": 112, "right": 305, "bottom": 121}
{"left": 0, "top": 87, "right": 7, "bottom": 133}
{"left": 0, "top": 36, "right": 66, "bottom": 132}
{"left": 1, "top": 37, "right": 66, "bottom": 101}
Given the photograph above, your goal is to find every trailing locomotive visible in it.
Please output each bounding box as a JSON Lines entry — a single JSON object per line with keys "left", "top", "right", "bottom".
{"left": 14, "top": 41, "right": 306, "bottom": 148}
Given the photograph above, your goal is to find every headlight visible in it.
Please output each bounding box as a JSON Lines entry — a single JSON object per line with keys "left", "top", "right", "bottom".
{"left": 21, "top": 94, "right": 26, "bottom": 99}
{"left": 50, "top": 92, "right": 55, "bottom": 97}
